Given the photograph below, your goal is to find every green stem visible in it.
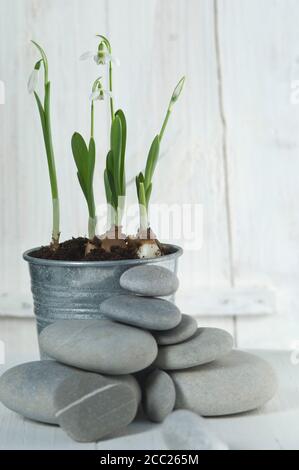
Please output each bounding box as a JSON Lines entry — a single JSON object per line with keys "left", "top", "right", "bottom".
{"left": 90, "top": 101, "right": 94, "bottom": 139}
{"left": 44, "top": 83, "right": 60, "bottom": 245}
{"left": 159, "top": 108, "right": 172, "bottom": 142}
{"left": 32, "top": 41, "right": 60, "bottom": 247}
{"left": 88, "top": 215, "right": 97, "bottom": 240}
{"left": 109, "top": 61, "right": 114, "bottom": 121}
{"left": 88, "top": 189, "right": 96, "bottom": 239}
{"left": 138, "top": 182, "right": 149, "bottom": 232}
{"left": 52, "top": 198, "right": 60, "bottom": 246}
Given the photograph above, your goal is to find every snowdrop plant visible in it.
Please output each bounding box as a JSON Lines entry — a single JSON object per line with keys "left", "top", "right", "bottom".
{"left": 135, "top": 77, "right": 185, "bottom": 258}
{"left": 28, "top": 41, "right": 60, "bottom": 249}
{"left": 70, "top": 77, "right": 106, "bottom": 250}
{"left": 82, "top": 35, "right": 127, "bottom": 250}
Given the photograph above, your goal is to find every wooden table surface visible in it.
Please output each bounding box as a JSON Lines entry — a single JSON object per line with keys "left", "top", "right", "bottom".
{"left": 0, "top": 318, "right": 298, "bottom": 450}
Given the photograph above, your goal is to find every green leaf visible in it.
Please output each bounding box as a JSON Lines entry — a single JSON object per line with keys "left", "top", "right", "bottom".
{"left": 145, "top": 183, "right": 152, "bottom": 208}
{"left": 106, "top": 150, "right": 114, "bottom": 176}
{"left": 104, "top": 169, "right": 112, "bottom": 205}
{"left": 110, "top": 115, "right": 122, "bottom": 196}
{"left": 71, "top": 132, "right": 89, "bottom": 184}
{"left": 87, "top": 138, "right": 96, "bottom": 188}
{"left": 107, "top": 169, "right": 118, "bottom": 209}
{"left": 77, "top": 171, "right": 87, "bottom": 199}
{"left": 86, "top": 137, "right": 96, "bottom": 215}
{"left": 116, "top": 109, "right": 127, "bottom": 195}
{"left": 144, "top": 135, "right": 160, "bottom": 190}
{"left": 135, "top": 176, "right": 140, "bottom": 201}
{"left": 71, "top": 132, "right": 95, "bottom": 217}
{"left": 138, "top": 181, "right": 147, "bottom": 208}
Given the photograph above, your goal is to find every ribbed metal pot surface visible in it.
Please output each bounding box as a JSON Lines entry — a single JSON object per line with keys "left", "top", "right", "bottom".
{"left": 23, "top": 245, "right": 183, "bottom": 339}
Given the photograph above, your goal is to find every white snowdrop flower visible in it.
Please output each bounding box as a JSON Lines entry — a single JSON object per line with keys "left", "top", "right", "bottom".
{"left": 94, "top": 52, "right": 120, "bottom": 66}
{"left": 103, "top": 52, "right": 120, "bottom": 66}
{"left": 80, "top": 51, "right": 95, "bottom": 61}
{"left": 90, "top": 88, "right": 113, "bottom": 101}
{"left": 27, "top": 68, "right": 39, "bottom": 94}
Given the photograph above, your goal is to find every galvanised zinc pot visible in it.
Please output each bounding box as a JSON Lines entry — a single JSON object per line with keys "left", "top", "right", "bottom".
{"left": 23, "top": 244, "right": 183, "bottom": 352}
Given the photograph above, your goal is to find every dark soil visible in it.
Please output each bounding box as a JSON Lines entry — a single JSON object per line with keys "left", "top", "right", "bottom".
{"left": 30, "top": 237, "right": 173, "bottom": 261}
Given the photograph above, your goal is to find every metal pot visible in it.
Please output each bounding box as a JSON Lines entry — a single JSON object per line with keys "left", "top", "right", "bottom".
{"left": 23, "top": 244, "right": 183, "bottom": 348}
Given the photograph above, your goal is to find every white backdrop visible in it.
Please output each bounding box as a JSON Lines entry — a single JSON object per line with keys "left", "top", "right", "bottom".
{"left": 1, "top": 0, "right": 299, "bottom": 350}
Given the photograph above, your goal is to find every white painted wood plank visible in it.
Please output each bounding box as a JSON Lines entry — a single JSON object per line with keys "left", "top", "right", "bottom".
{"left": 177, "top": 287, "right": 276, "bottom": 316}
{"left": 216, "top": 0, "right": 299, "bottom": 348}
{"left": 0, "top": 318, "right": 38, "bottom": 366}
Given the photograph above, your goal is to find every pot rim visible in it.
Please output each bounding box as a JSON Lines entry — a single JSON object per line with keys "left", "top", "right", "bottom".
{"left": 23, "top": 243, "right": 183, "bottom": 267}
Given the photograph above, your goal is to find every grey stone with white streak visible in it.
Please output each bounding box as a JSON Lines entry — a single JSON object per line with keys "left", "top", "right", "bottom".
{"left": 54, "top": 372, "right": 137, "bottom": 442}
{"left": 0, "top": 360, "right": 137, "bottom": 436}
{"left": 120, "top": 265, "right": 179, "bottom": 297}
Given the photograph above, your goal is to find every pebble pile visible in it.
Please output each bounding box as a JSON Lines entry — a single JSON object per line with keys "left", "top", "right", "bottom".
{"left": 0, "top": 265, "right": 278, "bottom": 444}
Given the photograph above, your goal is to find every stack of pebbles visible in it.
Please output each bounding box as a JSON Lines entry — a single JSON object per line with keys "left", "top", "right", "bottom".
{"left": 0, "top": 265, "right": 278, "bottom": 443}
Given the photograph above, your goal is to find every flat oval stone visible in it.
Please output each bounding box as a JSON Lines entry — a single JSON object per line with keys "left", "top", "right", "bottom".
{"left": 100, "top": 295, "right": 181, "bottom": 331}
{"left": 120, "top": 265, "right": 179, "bottom": 297}
{"left": 143, "top": 369, "right": 176, "bottom": 423}
{"left": 153, "top": 314, "right": 197, "bottom": 345}
{"left": 0, "top": 361, "right": 137, "bottom": 434}
{"left": 170, "top": 350, "right": 278, "bottom": 416}
{"left": 40, "top": 319, "right": 158, "bottom": 375}
{"left": 154, "top": 328, "right": 233, "bottom": 370}
{"left": 54, "top": 372, "right": 137, "bottom": 442}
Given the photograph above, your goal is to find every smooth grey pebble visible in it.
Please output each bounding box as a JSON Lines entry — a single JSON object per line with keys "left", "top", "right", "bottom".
{"left": 120, "top": 265, "right": 179, "bottom": 297}
{"left": 154, "top": 327, "right": 233, "bottom": 370}
{"left": 153, "top": 314, "right": 197, "bottom": 346}
{"left": 170, "top": 350, "right": 278, "bottom": 416}
{"left": 40, "top": 319, "right": 158, "bottom": 375}
{"left": 143, "top": 369, "right": 176, "bottom": 423}
{"left": 0, "top": 361, "right": 135, "bottom": 429}
{"left": 100, "top": 295, "right": 181, "bottom": 331}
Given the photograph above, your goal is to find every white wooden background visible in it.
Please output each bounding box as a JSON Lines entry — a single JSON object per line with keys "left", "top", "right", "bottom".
{"left": 1, "top": 0, "right": 299, "bottom": 350}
